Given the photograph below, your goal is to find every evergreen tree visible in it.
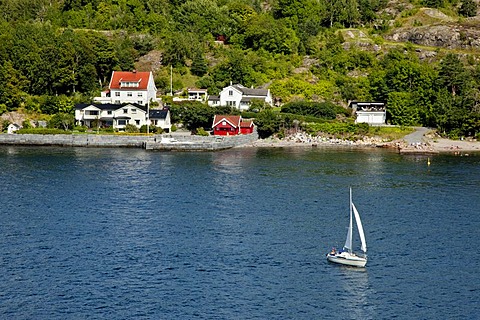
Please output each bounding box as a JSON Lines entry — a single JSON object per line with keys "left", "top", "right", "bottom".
{"left": 191, "top": 51, "right": 208, "bottom": 76}
{"left": 437, "top": 53, "right": 468, "bottom": 96}
{"left": 459, "top": 0, "right": 477, "bottom": 17}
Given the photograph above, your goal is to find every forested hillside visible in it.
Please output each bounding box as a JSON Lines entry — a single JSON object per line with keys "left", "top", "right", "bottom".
{"left": 1, "top": 0, "right": 480, "bottom": 138}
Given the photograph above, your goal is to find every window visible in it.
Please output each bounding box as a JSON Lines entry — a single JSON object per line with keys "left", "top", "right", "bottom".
{"left": 118, "top": 120, "right": 126, "bottom": 125}
{"left": 107, "top": 111, "right": 112, "bottom": 115}
{"left": 138, "top": 101, "right": 143, "bottom": 105}
{"left": 227, "top": 101, "right": 236, "bottom": 107}
{"left": 138, "top": 93, "right": 143, "bottom": 97}
{"left": 135, "top": 120, "right": 140, "bottom": 125}
{"left": 114, "top": 100, "right": 120, "bottom": 104}
{"left": 222, "top": 121, "right": 226, "bottom": 125}
{"left": 115, "top": 92, "right": 120, "bottom": 97}
{"left": 131, "top": 109, "right": 136, "bottom": 114}
{"left": 229, "top": 90, "right": 233, "bottom": 96}
{"left": 89, "top": 110, "right": 98, "bottom": 116}
{"left": 127, "top": 92, "right": 133, "bottom": 97}
{"left": 123, "top": 109, "right": 128, "bottom": 114}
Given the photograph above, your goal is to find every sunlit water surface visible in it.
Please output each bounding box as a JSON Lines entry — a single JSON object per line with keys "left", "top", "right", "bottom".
{"left": 1, "top": 146, "right": 479, "bottom": 319}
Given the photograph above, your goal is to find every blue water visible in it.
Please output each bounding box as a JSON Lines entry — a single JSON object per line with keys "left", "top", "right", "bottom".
{"left": 0, "top": 146, "right": 479, "bottom": 319}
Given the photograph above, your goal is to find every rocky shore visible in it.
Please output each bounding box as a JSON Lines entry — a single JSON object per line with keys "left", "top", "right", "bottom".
{"left": 244, "top": 131, "right": 480, "bottom": 154}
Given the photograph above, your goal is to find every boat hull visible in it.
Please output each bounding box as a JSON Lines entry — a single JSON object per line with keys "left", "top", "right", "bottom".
{"left": 326, "top": 253, "right": 367, "bottom": 268}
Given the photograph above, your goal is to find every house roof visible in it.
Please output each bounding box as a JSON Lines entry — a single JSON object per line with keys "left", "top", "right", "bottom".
{"left": 212, "top": 115, "right": 241, "bottom": 128}
{"left": 109, "top": 71, "right": 151, "bottom": 90}
{"left": 232, "top": 84, "right": 268, "bottom": 97}
{"left": 240, "top": 120, "right": 254, "bottom": 128}
{"left": 187, "top": 88, "right": 207, "bottom": 93}
{"left": 208, "top": 95, "right": 220, "bottom": 101}
{"left": 349, "top": 101, "right": 386, "bottom": 111}
{"left": 75, "top": 103, "right": 148, "bottom": 112}
{"left": 149, "top": 108, "right": 169, "bottom": 119}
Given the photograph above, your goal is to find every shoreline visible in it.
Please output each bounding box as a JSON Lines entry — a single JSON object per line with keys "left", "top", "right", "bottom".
{"left": 1, "top": 132, "right": 479, "bottom": 154}
{"left": 241, "top": 133, "right": 480, "bottom": 154}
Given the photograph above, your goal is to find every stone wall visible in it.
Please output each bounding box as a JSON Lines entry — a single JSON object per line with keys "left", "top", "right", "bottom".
{"left": 0, "top": 134, "right": 147, "bottom": 148}
{"left": 0, "top": 132, "right": 258, "bottom": 150}
{"left": 145, "top": 132, "right": 258, "bottom": 151}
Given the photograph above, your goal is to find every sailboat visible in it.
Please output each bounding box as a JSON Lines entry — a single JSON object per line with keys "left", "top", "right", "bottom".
{"left": 326, "top": 188, "right": 367, "bottom": 267}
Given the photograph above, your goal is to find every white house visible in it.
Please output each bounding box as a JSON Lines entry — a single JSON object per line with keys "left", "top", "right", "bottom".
{"left": 94, "top": 71, "right": 157, "bottom": 106}
{"left": 350, "top": 101, "right": 386, "bottom": 125}
{"left": 75, "top": 103, "right": 148, "bottom": 130}
{"left": 208, "top": 84, "right": 273, "bottom": 111}
{"left": 7, "top": 123, "right": 21, "bottom": 134}
{"left": 187, "top": 88, "right": 208, "bottom": 101}
{"left": 149, "top": 108, "right": 172, "bottom": 132}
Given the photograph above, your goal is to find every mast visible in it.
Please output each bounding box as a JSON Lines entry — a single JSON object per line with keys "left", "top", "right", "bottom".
{"left": 170, "top": 65, "right": 173, "bottom": 96}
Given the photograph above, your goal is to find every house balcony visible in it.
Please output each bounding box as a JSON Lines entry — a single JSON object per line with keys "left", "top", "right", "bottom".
{"left": 93, "top": 96, "right": 111, "bottom": 103}
{"left": 81, "top": 114, "right": 101, "bottom": 120}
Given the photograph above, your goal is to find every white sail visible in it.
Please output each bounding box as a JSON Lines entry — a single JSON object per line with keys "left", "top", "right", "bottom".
{"left": 352, "top": 202, "right": 367, "bottom": 253}
{"left": 344, "top": 189, "right": 353, "bottom": 251}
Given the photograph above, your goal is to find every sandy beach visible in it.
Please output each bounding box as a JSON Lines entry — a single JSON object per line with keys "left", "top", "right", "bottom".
{"left": 427, "top": 137, "right": 480, "bottom": 153}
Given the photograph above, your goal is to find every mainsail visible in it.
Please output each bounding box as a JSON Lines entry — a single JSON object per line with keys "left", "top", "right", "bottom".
{"left": 344, "top": 189, "right": 354, "bottom": 252}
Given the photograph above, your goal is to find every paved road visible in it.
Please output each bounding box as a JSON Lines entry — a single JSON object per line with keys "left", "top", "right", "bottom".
{"left": 403, "top": 127, "right": 429, "bottom": 145}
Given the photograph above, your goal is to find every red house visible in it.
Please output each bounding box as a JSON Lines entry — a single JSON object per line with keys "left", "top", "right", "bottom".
{"left": 212, "top": 115, "right": 255, "bottom": 136}
{"left": 240, "top": 119, "right": 254, "bottom": 134}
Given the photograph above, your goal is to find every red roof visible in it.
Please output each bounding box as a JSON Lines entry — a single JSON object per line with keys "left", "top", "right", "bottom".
{"left": 212, "top": 115, "right": 241, "bottom": 128}
{"left": 109, "top": 71, "right": 151, "bottom": 90}
{"left": 240, "top": 120, "right": 253, "bottom": 128}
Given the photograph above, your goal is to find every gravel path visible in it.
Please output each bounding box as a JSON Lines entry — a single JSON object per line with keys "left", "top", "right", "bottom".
{"left": 403, "top": 127, "right": 430, "bottom": 145}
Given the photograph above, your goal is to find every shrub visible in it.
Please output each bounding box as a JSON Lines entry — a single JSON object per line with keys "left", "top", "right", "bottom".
{"left": 73, "top": 125, "right": 87, "bottom": 132}
{"left": 16, "top": 128, "right": 70, "bottom": 134}
{"left": 281, "top": 101, "right": 337, "bottom": 120}
{"left": 1, "top": 120, "right": 10, "bottom": 132}
{"left": 100, "top": 127, "right": 115, "bottom": 133}
{"left": 22, "top": 120, "right": 33, "bottom": 129}
{"left": 195, "top": 127, "right": 209, "bottom": 136}
{"left": 125, "top": 124, "right": 139, "bottom": 133}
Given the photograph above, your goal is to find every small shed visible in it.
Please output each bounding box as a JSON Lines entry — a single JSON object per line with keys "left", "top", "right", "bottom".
{"left": 240, "top": 119, "right": 255, "bottom": 134}
{"left": 7, "top": 123, "right": 21, "bottom": 134}
{"left": 350, "top": 101, "right": 386, "bottom": 125}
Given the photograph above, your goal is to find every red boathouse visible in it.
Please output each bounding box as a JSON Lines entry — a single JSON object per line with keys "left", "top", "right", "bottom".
{"left": 212, "top": 115, "right": 255, "bottom": 136}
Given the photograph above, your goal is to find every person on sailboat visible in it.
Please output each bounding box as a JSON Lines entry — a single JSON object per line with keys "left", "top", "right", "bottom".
{"left": 330, "top": 247, "right": 336, "bottom": 255}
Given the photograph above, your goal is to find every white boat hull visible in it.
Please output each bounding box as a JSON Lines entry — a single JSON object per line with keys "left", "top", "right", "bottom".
{"left": 326, "top": 252, "right": 367, "bottom": 268}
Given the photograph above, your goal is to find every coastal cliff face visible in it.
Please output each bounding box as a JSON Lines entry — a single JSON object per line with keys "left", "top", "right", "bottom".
{"left": 385, "top": 6, "right": 480, "bottom": 51}
{"left": 387, "top": 21, "right": 480, "bottom": 51}
{"left": 340, "top": 6, "right": 480, "bottom": 64}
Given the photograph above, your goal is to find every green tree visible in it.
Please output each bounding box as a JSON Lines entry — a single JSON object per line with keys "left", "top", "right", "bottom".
{"left": 459, "top": 0, "right": 477, "bottom": 17}
{"left": 0, "top": 61, "right": 29, "bottom": 112}
{"left": 49, "top": 113, "right": 75, "bottom": 130}
{"left": 387, "top": 91, "right": 419, "bottom": 126}
{"left": 163, "top": 32, "right": 193, "bottom": 67}
{"left": 254, "top": 108, "right": 280, "bottom": 138}
{"left": 243, "top": 14, "right": 299, "bottom": 54}
{"left": 437, "top": 53, "right": 468, "bottom": 96}
{"left": 173, "top": 101, "right": 215, "bottom": 131}
{"left": 191, "top": 51, "right": 208, "bottom": 76}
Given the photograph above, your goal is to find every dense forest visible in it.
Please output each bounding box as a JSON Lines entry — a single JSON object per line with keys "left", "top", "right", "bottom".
{"left": 0, "top": 0, "right": 479, "bottom": 138}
